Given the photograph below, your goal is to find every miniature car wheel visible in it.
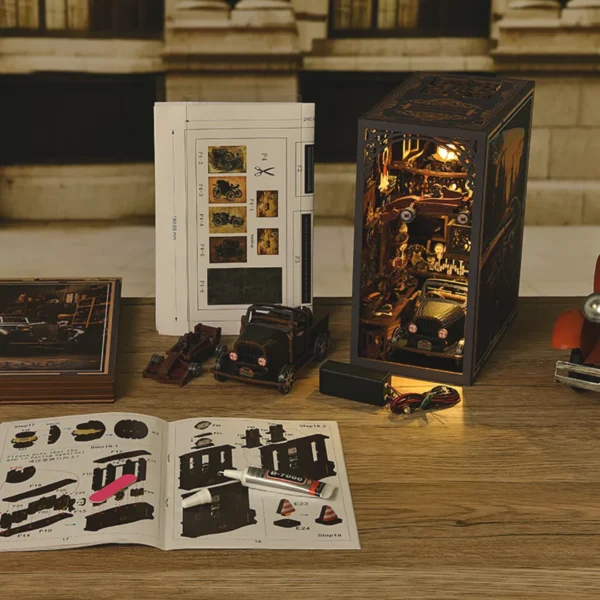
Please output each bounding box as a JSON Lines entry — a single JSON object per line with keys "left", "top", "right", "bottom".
{"left": 569, "top": 348, "right": 589, "bottom": 393}
{"left": 189, "top": 363, "right": 202, "bottom": 377}
{"left": 213, "top": 186, "right": 222, "bottom": 198}
{"left": 150, "top": 354, "right": 163, "bottom": 365}
{"left": 400, "top": 207, "right": 417, "bottom": 223}
{"left": 226, "top": 190, "right": 235, "bottom": 200}
{"left": 277, "top": 365, "right": 295, "bottom": 395}
{"left": 234, "top": 189, "right": 243, "bottom": 198}
{"left": 390, "top": 326, "right": 402, "bottom": 344}
{"left": 456, "top": 210, "right": 471, "bottom": 226}
{"left": 402, "top": 405, "right": 412, "bottom": 415}
{"left": 232, "top": 217, "right": 243, "bottom": 227}
{"left": 313, "top": 332, "right": 330, "bottom": 362}
{"left": 213, "top": 353, "right": 228, "bottom": 382}
{"left": 213, "top": 216, "right": 224, "bottom": 226}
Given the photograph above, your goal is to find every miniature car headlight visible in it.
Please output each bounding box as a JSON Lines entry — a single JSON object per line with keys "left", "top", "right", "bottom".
{"left": 229, "top": 352, "right": 238, "bottom": 361}
{"left": 583, "top": 293, "right": 600, "bottom": 323}
{"left": 258, "top": 357, "right": 267, "bottom": 367}
{"left": 408, "top": 323, "right": 418, "bottom": 334}
{"left": 438, "top": 328, "right": 448, "bottom": 340}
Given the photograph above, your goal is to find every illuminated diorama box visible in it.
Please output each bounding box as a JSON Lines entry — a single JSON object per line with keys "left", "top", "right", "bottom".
{"left": 350, "top": 73, "right": 535, "bottom": 386}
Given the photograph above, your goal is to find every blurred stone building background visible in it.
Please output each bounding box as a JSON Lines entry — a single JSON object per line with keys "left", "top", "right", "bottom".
{"left": 0, "top": 0, "right": 598, "bottom": 224}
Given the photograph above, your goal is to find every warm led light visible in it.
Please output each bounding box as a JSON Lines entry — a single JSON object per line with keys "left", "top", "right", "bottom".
{"left": 434, "top": 243, "right": 445, "bottom": 255}
{"left": 408, "top": 323, "right": 418, "bottom": 334}
{"left": 378, "top": 171, "right": 390, "bottom": 192}
{"left": 437, "top": 145, "right": 458, "bottom": 162}
{"left": 258, "top": 357, "right": 267, "bottom": 367}
{"left": 438, "top": 329, "right": 448, "bottom": 340}
{"left": 229, "top": 352, "right": 238, "bottom": 361}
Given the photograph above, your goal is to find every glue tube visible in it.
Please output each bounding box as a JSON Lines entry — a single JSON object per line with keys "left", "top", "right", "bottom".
{"left": 181, "top": 466, "right": 336, "bottom": 509}
{"left": 225, "top": 467, "right": 336, "bottom": 499}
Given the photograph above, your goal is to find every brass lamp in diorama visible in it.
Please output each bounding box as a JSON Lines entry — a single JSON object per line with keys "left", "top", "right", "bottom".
{"left": 350, "top": 73, "right": 535, "bottom": 386}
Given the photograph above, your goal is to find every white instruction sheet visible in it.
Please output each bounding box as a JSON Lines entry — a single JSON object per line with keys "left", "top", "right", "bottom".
{"left": 0, "top": 413, "right": 359, "bottom": 551}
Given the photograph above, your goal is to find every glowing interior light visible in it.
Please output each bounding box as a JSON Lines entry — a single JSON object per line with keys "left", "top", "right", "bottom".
{"left": 378, "top": 171, "right": 390, "bottom": 192}
{"left": 437, "top": 145, "right": 458, "bottom": 162}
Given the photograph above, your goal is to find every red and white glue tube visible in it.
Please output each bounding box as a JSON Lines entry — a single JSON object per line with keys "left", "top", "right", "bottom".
{"left": 181, "top": 466, "right": 336, "bottom": 509}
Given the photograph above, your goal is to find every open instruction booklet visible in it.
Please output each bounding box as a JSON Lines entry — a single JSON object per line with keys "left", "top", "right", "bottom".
{"left": 0, "top": 413, "right": 359, "bottom": 551}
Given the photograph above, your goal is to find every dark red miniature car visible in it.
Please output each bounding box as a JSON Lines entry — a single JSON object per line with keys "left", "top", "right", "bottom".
{"left": 552, "top": 256, "right": 600, "bottom": 392}
{"left": 143, "top": 324, "right": 221, "bottom": 386}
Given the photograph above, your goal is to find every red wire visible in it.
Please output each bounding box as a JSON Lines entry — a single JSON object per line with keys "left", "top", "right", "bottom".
{"left": 387, "top": 385, "right": 461, "bottom": 414}
{"left": 388, "top": 392, "right": 423, "bottom": 414}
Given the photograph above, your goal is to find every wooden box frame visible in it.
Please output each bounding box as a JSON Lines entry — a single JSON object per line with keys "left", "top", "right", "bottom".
{"left": 0, "top": 278, "right": 122, "bottom": 402}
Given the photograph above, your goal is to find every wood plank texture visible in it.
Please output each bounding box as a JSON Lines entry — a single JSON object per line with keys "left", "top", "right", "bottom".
{"left": 2, "top": 297, "right": 600, "bottom": 599}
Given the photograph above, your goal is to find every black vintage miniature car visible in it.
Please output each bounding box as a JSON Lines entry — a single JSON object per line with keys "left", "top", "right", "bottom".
{"left": 216, "top": 239, "right": 245, "bottom": 261}
{"left": 212, "top": 304, "right": 330, "bottom": 394}
{"left": 213, "top": 179, "right": 243, "bottom": 201}
{"left": 389, "top": 278, "right": 467, "bottom": 365}
{"left": 210, "top": 149, "right": 244, "bottom": 173}
{"left": 212, "top": 212, "right": 244, "bottom": 228}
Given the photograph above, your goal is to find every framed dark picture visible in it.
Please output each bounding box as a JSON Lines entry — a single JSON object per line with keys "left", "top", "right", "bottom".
{"left": 0, "top": 279, "right": 121, "bottom": 399}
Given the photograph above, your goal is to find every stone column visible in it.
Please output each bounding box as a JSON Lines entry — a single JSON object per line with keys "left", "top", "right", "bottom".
{"left": 563, "top": 0, "right": 600, "bottom": 26}
{"left": 565, "top": 0, "right": 600, "bottom": 5}
{"left": 230, "top": 0, "right": 296, "bottom": 27}
{"left": 164, "top": 0, "right": 300, "bottom": 103}
{"left": 506, "top": 0, "right": 562, "bottom": 18}
{"left": 171, "top": 0, "right": 230, "bottom": 25}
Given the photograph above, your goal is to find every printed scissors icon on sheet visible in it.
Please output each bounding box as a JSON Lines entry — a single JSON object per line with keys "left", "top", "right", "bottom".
{"left": 254, "top": 166, "right": 275, "bottom": 177}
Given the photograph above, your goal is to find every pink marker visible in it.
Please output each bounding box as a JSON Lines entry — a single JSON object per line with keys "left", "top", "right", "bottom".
{"left": 89, "top": 474, "right": 137, "bottom": 503}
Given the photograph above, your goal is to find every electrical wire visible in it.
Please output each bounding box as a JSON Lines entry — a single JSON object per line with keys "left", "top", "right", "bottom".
{"left": 387, "top": 385, "right": 461, "bottom": 415}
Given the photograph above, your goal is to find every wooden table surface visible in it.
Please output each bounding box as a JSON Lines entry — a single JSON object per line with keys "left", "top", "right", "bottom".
{"left": 2, "top": 297, "right": 600, "bottom": 599}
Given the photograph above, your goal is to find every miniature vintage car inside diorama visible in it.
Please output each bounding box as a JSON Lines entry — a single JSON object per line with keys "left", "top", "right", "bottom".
{"left": 388, "top": 278, "right": 467, "bottom": 367}
{"left": 213, "top": 179, "right": 243, "bottom": 201}
{"left": 552, "top": 256, "right": 600, "bottom": 392}
{"left": 212, "top": 212, "right": 244, "bottom": 228}
{"left": 0, "top": 314, "right": 86, "bottom": 352}
{"left": 212, "top": 304, "right": 330, "bottom": 394}
{"left": 358, "top": 135, "right": 473, "bottom": 373}
{"left": 143, "top": 324, "right": 221, "bottom": 386}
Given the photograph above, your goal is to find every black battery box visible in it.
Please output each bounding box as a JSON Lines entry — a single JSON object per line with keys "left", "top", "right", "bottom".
{"left": 319, "top": 360, "right": 392, "bottom": 406}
